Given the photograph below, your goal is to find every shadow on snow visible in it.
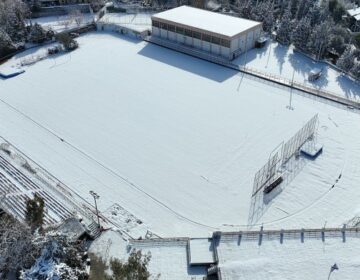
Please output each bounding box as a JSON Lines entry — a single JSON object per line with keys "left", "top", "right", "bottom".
{"left": 138, "top": 43, "right": 237, "bottom": 83}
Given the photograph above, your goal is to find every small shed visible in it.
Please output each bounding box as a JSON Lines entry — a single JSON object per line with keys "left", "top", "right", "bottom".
{"left": 255, "top": 37, "right": 268, "bottom": 48}
{"left": 57, "top": 217, "right": 89, "bottom": 242}
{"left": 188, "top": 238, "right": 215, "bottom": 266}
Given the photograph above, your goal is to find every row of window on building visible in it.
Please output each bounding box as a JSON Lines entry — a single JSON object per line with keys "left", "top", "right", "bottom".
{"left": 152, "top": 20, "right": 231, "bottom": 48}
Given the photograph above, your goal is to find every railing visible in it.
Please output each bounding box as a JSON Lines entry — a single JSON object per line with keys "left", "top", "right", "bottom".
{"left": 145, "top": 36, "right": 360, "bottom": 110}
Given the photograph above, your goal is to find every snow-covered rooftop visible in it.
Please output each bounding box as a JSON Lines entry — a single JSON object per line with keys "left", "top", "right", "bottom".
{"left": 189, "top": 238, "right": 214, "bottom": 265}
{"left": 347, "top": 6, "right": 360, "bottom": 17}
{"left": 152, "top": 6, "right": 262, "bottom": 38}
{"left": 216, "top": 231, "right": 360, "bottom": 280}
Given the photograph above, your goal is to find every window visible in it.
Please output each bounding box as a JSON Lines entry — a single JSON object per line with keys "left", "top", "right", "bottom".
{"left": 202, "top": 34, "right": 211, "bottom": 42}
{"left": 176, "top": 26, "right": 184, "bottom": 34}
{"left": 220, "top": 39, "right": 230, "bottom": 48}
{"left": 152, "top": 20, "right": 159, "bottom": 28}
{"left": 185, "top": 29, "right": 192, "bottom": 37}
{"left": 193, "top": 31, "right": 201, "bottom": 39}
{"left": 160, "top": 22, "right": 168, "bottom": 30}
{"left": 211, "top": 36, "right": 220, "bottom": 45}
{"left": 168, "top": 24, "right": 175, "bottom": 32}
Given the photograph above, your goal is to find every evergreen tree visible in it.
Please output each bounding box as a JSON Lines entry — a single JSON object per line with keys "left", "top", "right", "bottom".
{"left": 296, "top": 0, "right": 312, "bottom": 20}
{"left": 25, "top": 194, "right": 45, "bottom": 232}
{"left": 351, "top": 61, "right": 360, "bottom": 78}
{"left": 110, "top": 250, "right": 155, "bottom": 280}
{"left": 328, "top": 35, "right": 346, "bottom": 55}
{"left": 0, "top": 28, "right": 16, "bottom": 57}
{"left": 289, "top": 0, "right": 299, "bottom": 18}
{"left": 292, "top": 17, "right": 311, "bottom": 51}
{"left": 307, "top": 21, "right": 332, "bottom": 59}
{"left": 277, "top": 4, "right": 293, "bottom": 45}
{"left": 337, "top": 46, "right": 355, "bottom": 72}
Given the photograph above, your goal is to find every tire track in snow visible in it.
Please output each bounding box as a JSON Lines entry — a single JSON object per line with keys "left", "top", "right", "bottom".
{"left": 0, "top": 97, "right": 218, "bottom": 231}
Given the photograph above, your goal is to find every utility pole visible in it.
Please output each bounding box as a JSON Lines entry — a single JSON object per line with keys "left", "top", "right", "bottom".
{"left": 287, "top": 69, "right": 295, "bottom": 110}
{"left": 89, "top": 190, "right": 101, "bottom": 228}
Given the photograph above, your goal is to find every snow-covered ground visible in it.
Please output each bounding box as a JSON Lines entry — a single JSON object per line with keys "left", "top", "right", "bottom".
{"left": 0, "top": 32, "right": 360, "bottom": 238}
{"left": 234, "top": 41, "right": 360, "bottom": 101}
{"left": 99, "top": 12, "right": 152, "bottom": 32}
{"left": 28, "top": 13, "right": 95, "bottom": 33}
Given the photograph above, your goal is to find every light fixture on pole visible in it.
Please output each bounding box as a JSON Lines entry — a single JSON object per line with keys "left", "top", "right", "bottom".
{"left": 89, "top": 190, "right": 100, "bottom": 228}
{"left": 287, "top": 68, "right": 295, "bottom": 110}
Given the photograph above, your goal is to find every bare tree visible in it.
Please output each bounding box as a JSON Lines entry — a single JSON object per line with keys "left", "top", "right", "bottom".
{"left": 0, "top": 215, "right": 40, "bottom": 278}
{"left": 69, "top": 9, "right": 84, "bottom": 27}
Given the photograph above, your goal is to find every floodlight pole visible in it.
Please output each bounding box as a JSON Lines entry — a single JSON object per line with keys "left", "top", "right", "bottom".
{"left": 90, "top": 191, "right": 100, "bottom": 228}
{"left": 287, "top": 69, "right": 295, "bottom": 110}
{"left": 243, "top": 33, "right": 249, "bottom": 71}
{"left": 266, "top": 39, "right": 272, "bottom": 68}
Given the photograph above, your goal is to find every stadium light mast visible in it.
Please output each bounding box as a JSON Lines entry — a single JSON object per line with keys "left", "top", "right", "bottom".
{"left": 287, "top": 69, "right": 295, "bottom": 110}
{"left": 89, "top": 190, "right": 101, "bottom": 228}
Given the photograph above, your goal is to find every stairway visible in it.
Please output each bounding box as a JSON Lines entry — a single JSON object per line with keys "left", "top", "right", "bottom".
{"left": 87, "top": 221, "right": 102, "bottom": 239}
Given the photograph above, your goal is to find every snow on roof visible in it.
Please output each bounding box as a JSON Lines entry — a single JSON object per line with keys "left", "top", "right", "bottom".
{"left": 57, "top": 218, "right": 87, "bottom": 241}
{"left": 347, "top": 7, "right": 360, "bottom": 17}
{"left": 130, "top": 239, "right": 207, "bottom": 279}
{"left": 217, "top": 231, "right": 360, "bottom": 280}
{"left": 309, "top": 68, "right": 322, "bottom": 75}
{"left": 188, "top": 238, "right": 214, "bottom": 265}
{"left": 152, "top": 6, "right": 262, "bottom": 38}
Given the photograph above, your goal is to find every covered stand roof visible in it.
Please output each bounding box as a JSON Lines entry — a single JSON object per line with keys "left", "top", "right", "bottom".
{"left": 188, "top": 238, "right": 215, "bottom": 266}
{"left": 347, "top": 7, "right": 360, "bottom": 17}
{"left": 152, "top": 6, "right": 262, "bottom": 39}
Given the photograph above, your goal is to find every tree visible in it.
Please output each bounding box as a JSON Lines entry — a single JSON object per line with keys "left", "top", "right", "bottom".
{"left": 89, "top": 250, "right": 155, "bottom": 280}
{"left": 250, "top": 0, "right": 274, "bottom": 32}
{"left": 0, "top": 214, "right": 39, "bottom": 278}
{"left": 27, "top": 23, "right": 48, "bottom": 44}
{"left": 21, "top": 236, "right": 88, "bottom": 280}
{"left": 69, "top": 9, "right": 84, "bottom": 27}
{"left": 328, "top": 35, "right": 346, "bottom": 55}
{"left": 307, "top": 21, "right": 332, "bottom": 59}
{"left": 292, "top": 17, "right": 311, "bottom": 51}
{"left": 110, "top": 250, "right": 156, "bottom": 280}
{"left": 337, "top": 45, "right": 355, "bottom": 72}
{"left": 289, "top": 0, "right": 299, "bottom": 18}
{"left": 0, "top": 0, "right": 30, "bottom": 43}
{"left": 0, "top": 28, "right": 16, "bottom": 57}
{"left": 56, "top": 33, "right": 79, "bottom": 51}
{"left": 296, "top": 0, "right": 312, "bottom": 20}
{"left": 350, "top": 61, "right": 360, "bottom": 78}
{"left": 25, "top": 194, "right": 45, "bottom": 232}
{"left": 277, "top": 4, "right": 293, "bottom": 45}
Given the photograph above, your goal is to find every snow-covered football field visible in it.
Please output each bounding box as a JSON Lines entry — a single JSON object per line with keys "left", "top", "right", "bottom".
{"left": 1, "top": 32, "right": 360, "bottom": 237}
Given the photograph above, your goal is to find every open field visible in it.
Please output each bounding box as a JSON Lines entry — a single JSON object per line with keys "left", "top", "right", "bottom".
{"left": 1, "top": 32, "right": 360, "bottom": 237}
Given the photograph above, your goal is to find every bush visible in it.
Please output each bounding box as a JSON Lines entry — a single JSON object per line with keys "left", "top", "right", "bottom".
{"left": 56, "top": 33, "right": 79, "bottom": 51}
{"left": 27, "top": 23, "right": 54, "bottom": 44}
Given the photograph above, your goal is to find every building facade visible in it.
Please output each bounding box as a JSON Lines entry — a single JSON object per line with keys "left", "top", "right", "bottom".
{"left": 151, "top": 6, "right": 262, "bottom": 60}
{"left": 29, "top": 0, "right": 90, "bottom": 7}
